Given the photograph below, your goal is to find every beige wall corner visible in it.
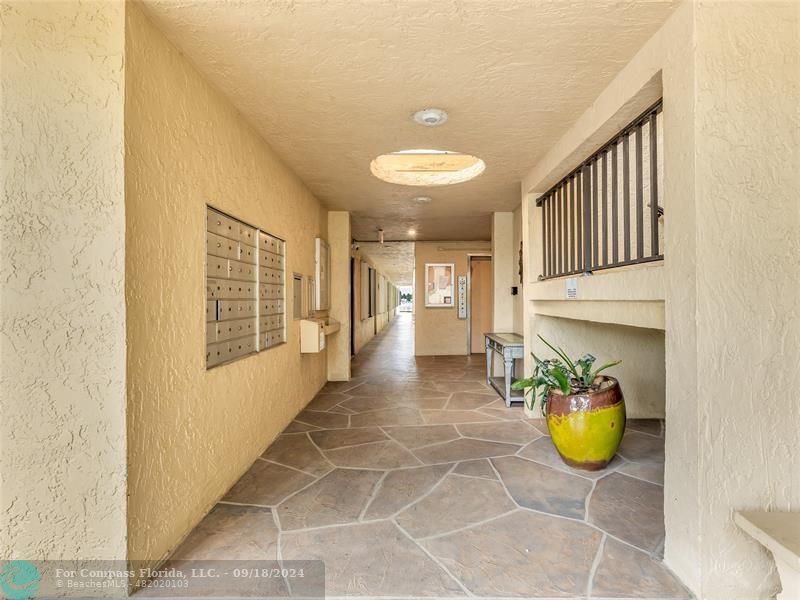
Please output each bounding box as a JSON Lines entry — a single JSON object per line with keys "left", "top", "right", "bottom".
{"left": 690, "top": 2, "right": 800, "bottom": 598}
{"left": 414, "top": 241, "right": 491, "bottom": 356}
{"left": 512, "top": 205, "right": 524, "bottom": 335}
{"left": 491, "top": 212, "right": 515, "bottom": 333}
{"left": 125, "top": 3, "right": 327, "bottom": 570}
{"left": 327, "top": 212, "right": 351, "bottom": 381}
{"left": 520, "top": 1, "right": 800, "bottom": 597}
{"left": 0, "top": 0, "right": 128, "bottom": 563}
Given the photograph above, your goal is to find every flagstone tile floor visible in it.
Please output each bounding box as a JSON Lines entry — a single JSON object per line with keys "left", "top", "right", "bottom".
{"left": 166, "top": 313, "right": 690, "bottom": 599}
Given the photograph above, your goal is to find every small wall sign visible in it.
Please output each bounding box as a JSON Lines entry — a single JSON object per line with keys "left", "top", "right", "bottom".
{"left": 566, "top": 277, "right": 578, "bottom": 300}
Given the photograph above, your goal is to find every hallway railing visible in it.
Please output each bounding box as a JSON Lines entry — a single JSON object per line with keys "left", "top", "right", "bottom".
{"left": 537, "top": 100, "right": 664, "bottom": 280}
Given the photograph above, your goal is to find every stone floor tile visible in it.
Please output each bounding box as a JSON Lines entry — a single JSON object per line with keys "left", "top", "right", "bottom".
{"left": 281, "top": 521, "right": 465, "bottom": 597}
{"left": 414, "top": 438, "right": 520, "bottom": 464}
{"left": 171, "top": 504, "right": 278, "bottom": 560}
{"left": 349, "top": 406, "right": 425, "bottom": 427}
{"left": 453, "top": 458, "right": 498, "bottom": 480}
{"left": 308, "top": 427, "right": 388, "bottom": 450}
{"left": 617, "top": 460, "right": 665, "bottom": 486}
{"left": 261, "top": 433, "right": 331, "bottom": 476}
{"left": 422, "top": 510, "right": 602, "bottom": 597}
{"left": 325, "top": 440, "right": 422, "bottom": 469}
{"left": 527, "top": 418, "right": 551, "bottom": 435}
{"left": 433, "top": 381, "right": 492, "bottom": 393}
{"left": 457, "top": 420, "right": 543, "bottom": 445}
{"left": 591, "top": 538, "right": 691, "bottom": 598}
{"left": 517, "top": 436, "right": 622, "bottom": 480}
{"left": 348, "top": 382, "right": 396, "bottom": 396}
{"left": 382, "top": 424, "right": 460, "bottom": 449}
{"left": 492, "top": 456, "right": 593, "bottom": 519}
{"left": 222, "top": 460, "right": 315, "bottom": 506}
{"left": 363, "top": 464, "right": 451, "bottom": 520}
{"left": 626, "top": 418, "right": 664, "bottom": 437}
{"left": 421, "top": 409, "right": 500, "bottom": 424}
{"left": 322, "top": 378, "right": 365, "bottom": 394}
{"left": 444, "top": 391, "right": 498, "bottom": 410}
{"left": 341, "top": 394, "right": 446, "bottom": 412}
{"left": 283, "top": 420, "right": 320, "bottom": 433}
{"left": 396, "top": 474, "right": 516, "bottom": 539}
{"left": 338, "top": 395, "right": 395, "bottom": 412}
{"left": 276, "top": 469, "right": 382, "bottom": 531}
{"left": 305, "top": 392, "right": 349, "bottom": 412}
{"left": 589, "top": 472, "right": 665, "bottom": 553}
{"left": 618, "top": 430, "right": 666, "bottom": 464}
{"left": 477, "top": 406, "right": 526, "bottom": 421}
{"left": 295, "top": 409, "right": 349, "bottom": 430}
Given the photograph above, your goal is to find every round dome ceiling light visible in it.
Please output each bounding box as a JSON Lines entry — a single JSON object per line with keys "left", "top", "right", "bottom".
{"left": 413, "top": 108, "right": 448, "bottom": 127}
{"left": 413, "top": 196, "right": 433, "bottom": 204}
{"left": 370, "top": 149, "right": 485, "bottom": 186}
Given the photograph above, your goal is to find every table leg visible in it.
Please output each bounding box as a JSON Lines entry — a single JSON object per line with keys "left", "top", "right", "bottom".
{"left": 504, "top": 355, "right": 513, "bottom": 407}
{"left": 485, "top": 345, "right": 492, "bottom": 386}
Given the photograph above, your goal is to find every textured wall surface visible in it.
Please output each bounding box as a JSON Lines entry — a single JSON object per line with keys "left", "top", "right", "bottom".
{"left": 125, "top": 3, "right": 328, "bottom": 567}
{"left": 491, "top": 213, "right": 515, "bottom": 334}
{"left": 414, "top": 241, "right": 491, "bottom": 356}
{"left": 693, "top": 2, "right": 799, "bottom": 597}
{"left": 327, "top": 212, "right": 351, "bottom": 381}
{"left": 0, "top": 0, "right": 128, "bottom": 562}
{"left": 351, "top": 252, "right": 393, "bottom": 354}
{"left": 136, "top": 0, "right": 679, "bottom": 242}
{"left": 521, "top": 1, "right": 799, "bottom": 597}
{"left": 512, "top": 205, "right": 524, "bottom": 335}
{"left": 532, "top": 318, "right": 665, "bottom": 418}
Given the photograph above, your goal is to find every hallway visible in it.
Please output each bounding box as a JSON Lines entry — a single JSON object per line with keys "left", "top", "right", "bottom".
{"left": 167, "top": 313, "right": 688, "bottom": 599}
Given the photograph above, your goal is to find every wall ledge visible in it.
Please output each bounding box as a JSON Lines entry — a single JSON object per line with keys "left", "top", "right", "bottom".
{"left": 528, "top": 262, "right": 664, "bottom": 303}
{"left": 532, "top": 299, "right": 665, "bottom": 330}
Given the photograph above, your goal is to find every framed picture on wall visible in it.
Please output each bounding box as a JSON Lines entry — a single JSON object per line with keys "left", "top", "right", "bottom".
{"left": 425, "top": 263, "right": 455, "bottom": 308}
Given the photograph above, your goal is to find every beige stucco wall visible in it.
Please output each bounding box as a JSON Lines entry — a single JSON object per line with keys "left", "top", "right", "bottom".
{"left": 692, "top": 2, "right": 799, "bottom": 597}
{"left": 532, "top": 317, "right": 665, "bottom": 419}
{"left": 521, "top": 2, "right": 800, "bottom": 597}
{"left": 491, "top": 212, "right": 515, "bottom": 333}
{"left": 512, "top": 205, "right": 524, "bottom": 335}
{"left": 125, "top": 3, "right": 328, "bottom": 567}
{"left": 414, "top": 241, "right": 491, "bottom": 356}
{"left": 351, "top": 252, "right": 395, "bottom": 355}
{"left": 0, "top": 0, "right": 128, "bottom": 563}
{"left": 327, "top": 212, "right": 351, "bottom": 380}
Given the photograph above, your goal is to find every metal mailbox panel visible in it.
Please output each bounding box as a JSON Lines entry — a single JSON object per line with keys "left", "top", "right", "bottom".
{"left": 207, "top": 209, "right": 237, "bottom": 240}
{"left": 259, "top": 250, "right": 285, "bottom": 270}
{"left": 229, "top": 258, "right": 257, "bottom": 282}
{"left": 208, "top": 206, "right": 285, "bottom": 368}
{"left": 217, "top": 317, "right": 257, "bottom": 342}
{"left": 236, "top": 223, "right": 257, "bottom": 247}
{"left": 207, "top": 254, "right": 230, "bottom": 279}
{"left": 217, "top": 299, "right": 256, "bottom": 321}
{"left": 206, "top": 301, "right": 218, "bottom": 322}
{"left": 239, "top": 243, "right": 257, "bottom": 264}
{"left": 207, "top": 231, "right": 238, "bottom": 260}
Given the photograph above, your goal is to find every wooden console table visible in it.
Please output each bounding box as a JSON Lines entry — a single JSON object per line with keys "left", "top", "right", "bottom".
{"left": 484, "top": 333, "right": 525, "bottom": 407}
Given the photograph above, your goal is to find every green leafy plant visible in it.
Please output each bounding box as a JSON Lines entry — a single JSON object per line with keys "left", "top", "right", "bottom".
{"left": 511, "top": 335, "right": 621, "bottom": 414}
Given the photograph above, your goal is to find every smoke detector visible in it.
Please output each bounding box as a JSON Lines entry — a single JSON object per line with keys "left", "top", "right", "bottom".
{"left": 413, "top": 108, "right": 448, "bottom": 127}
{"left": 413, "top": 196, "right": 433, "bottom": 204}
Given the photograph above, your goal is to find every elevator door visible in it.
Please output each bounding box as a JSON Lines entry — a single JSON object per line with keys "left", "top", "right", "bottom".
{"left": 469, "top": 257, "right": 492, "bottom": 354}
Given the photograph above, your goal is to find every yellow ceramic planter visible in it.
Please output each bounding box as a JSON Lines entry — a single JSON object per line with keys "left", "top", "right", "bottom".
{"left": 545, "top": 377, "right": 625, "bottom": 471}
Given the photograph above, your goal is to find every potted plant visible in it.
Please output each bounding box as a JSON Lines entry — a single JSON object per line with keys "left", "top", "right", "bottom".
{"left": 512, "top": 336, "right": 624, "bottom": 471}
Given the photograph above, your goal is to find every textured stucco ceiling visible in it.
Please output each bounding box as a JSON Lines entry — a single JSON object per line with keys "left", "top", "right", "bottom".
{"left": 141, "top": 0, "right": 678, "bottom": 241}
{"left": 358, "top": 242, "right": 415, "bottom": 286}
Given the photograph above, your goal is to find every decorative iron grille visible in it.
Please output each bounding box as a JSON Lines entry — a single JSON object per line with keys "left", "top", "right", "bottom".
{"left": 538, "top": 100, "right": 664, "bottom": 279}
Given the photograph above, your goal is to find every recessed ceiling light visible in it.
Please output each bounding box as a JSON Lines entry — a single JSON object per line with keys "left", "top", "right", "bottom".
{"left": 370, "top": 149, "right": 485, "bottom": 186}
{"left": 408, "top": 229, "right": 417, "bottom": 236}
{"left": 413, "top": 196, "right": 433, "bottom": 204}
{"left": 413, "top": 108, "right": 448, "bottom": 127}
